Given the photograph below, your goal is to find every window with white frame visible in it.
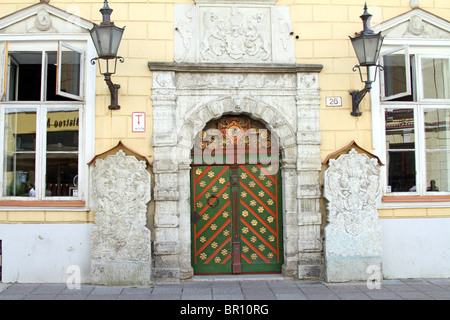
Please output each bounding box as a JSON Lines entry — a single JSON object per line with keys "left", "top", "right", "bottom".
{"left": 0, "top": 40, "right": 88, "bottom": 201}
{"left": 380, "top": 45, "right": 450, "bottom": 195}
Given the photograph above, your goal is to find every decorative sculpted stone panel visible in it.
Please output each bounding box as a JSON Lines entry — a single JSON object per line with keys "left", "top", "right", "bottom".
{"left": 175, "top": 3, "right": 295, "bottom": 63}
{"left": 90, "top": 150, "right": 151, "bottom": 285}
{"left": 323, "top": 149, "right": 382, "bottom": 282}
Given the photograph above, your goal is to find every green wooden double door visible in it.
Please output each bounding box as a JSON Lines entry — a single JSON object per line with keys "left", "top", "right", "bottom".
{"left": 191, "top": 163, "right": 283, "bottom": 274}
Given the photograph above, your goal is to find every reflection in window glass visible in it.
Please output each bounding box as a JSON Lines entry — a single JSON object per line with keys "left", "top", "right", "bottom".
{"left": 45, "top": 109, "right": 79, "bottom": 197}
{"left": 59, "top": 49, "right": 81, "bottom": 97}
{"left": 3, "top": 109, "right": 36, "bottom": 197}
{"left": 383, "top": 54, "right": 407, "bottom": 98}
{"left": 422, "top": 58, "right": 450, "bottom": 99}
{"left": 424, "top": 109, "right": 450, "bottom": 192}
{"left": 385, "top": 108, "right": 416, "bottom": 192}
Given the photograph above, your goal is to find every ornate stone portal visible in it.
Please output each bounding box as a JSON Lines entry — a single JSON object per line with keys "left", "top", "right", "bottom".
{"left": 323, "top": 149, "right": 383, "bottom": 282}
{"left": 90, "top": 150, "right": 152, "bottom": 285}
{"left": 149, "top": 1, "right": 323, "bottom": 284}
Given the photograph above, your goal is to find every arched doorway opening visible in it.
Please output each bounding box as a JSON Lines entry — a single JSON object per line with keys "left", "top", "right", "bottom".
{"left": 190, "top": 115, "right": 283, "bottom": 274}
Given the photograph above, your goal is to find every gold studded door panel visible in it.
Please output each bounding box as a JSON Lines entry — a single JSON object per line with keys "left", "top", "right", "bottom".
{"left": 191, "top": 165, "right": 233, "bottom": 274}
{"left": 191, "top": 164, "right": 283, "bottom": 274}
{"left": 238, "top": 164, "right": 283, "bottom": 273}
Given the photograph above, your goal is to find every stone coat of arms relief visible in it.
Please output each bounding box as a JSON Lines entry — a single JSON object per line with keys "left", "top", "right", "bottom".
{"left": 324, "top": 149, "right": 381, "bottom": 237}
{"left": 323, "top": 149, "right": 383, "bottom": 282}
{"left": 200, "top": 8, "right": 271, "bottom": 62}
{"left": 175, "top": 3, "right": 295, "bottom": 64}
{"left": 90, "top": 150, "right": 152, "bottom": 285}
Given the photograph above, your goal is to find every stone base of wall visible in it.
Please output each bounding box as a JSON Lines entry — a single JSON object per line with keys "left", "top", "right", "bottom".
{"left": 325, "top": 257, "right": 381, "bottom": 282}
{"left": 90, "top": 260, "right": 152, "bottom": 286}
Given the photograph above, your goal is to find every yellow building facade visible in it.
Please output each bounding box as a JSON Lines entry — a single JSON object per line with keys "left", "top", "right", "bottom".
{"left": 0, "top": 0, "right": 449, "bottom": 284}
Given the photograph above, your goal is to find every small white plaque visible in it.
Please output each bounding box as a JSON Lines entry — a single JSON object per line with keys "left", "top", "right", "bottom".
{"left": 132, "top": 112, "right": 146, "bottom": 132}
{"left": 326, "top": 97, "right": 342, "bottom": 107}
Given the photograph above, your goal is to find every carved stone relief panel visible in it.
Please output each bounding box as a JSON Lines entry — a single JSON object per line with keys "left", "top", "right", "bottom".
{"left": 323, "top": 149, "right": 382, "bottom": 282}
{"left": 0, "top": 8, "right": 89, "bottom": 34}
{"left": 383, "top": 14, "right": 450, "bottom": 39}
{"left": 174, "top": 3, "right": 295, "bottom": 64}
{"left": 90, "top": 150, "right": 152, "bottom": 285}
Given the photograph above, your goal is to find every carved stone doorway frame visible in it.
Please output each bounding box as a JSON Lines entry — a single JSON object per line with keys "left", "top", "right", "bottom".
{"left": 149, "top": 62, "right": 323, "bottom": 283}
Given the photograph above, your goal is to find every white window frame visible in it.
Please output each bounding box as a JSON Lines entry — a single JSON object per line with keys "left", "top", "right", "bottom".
{"left": 417, "top": 54, "right": 450, "bottom": 103}
{"left": 57, "top": 41, "right": 84, "bottom": 101}
{"left": 380, "top": 45, "right": 412, "bottom": 101}
{"left": 372, "top": 40, "right": 450, "bottom": 207}
{"left": 0, "top": 35, "right": 96, "bottom": 208}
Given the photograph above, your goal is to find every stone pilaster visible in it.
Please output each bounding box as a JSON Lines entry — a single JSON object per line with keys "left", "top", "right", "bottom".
{"left": 296, "top": 72, "right": 324, "bottom": 279}
{"left": 151, "top": 71, "right": 182, "bottom": 283}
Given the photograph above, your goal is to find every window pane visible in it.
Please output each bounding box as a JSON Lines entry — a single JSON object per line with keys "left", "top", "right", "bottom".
{"left": 9, "top": 52, "right": 42, "bottom": 101}
{"left": 46, "top": 109, "right": 79, "bottom": 197}
{"left": 3, "top": 109, "right": 36, "bottom": 197}
{"left": 424, "top": 109, "right": 450, "bottom": 192}
{"left": 385, "top": 108, "right": 416, "bottom": 192}
{"left": 384, "top": 55, "right": 407, "bottom": 97}
{"left": 46, "top": 110, "right": 79, "bottom": 151}
{"left": 60, "top": 50, "right": 81, "bottom": 95}
{"left": 422, "top": 58, "right": 450, "bottom": 99}
{"left": 381, "top": 47, "right": 412, "bottom": 101}
{"left": 57, "top": 42, "right": 83, "bottom": 100}
{"left": 45, "top": 52, "right": 71, "bottom": 102}
{"left": 424, "top": 109, "right": 450, "bottom": 150}
{"left": 45, "top": 153, "right": 78, "bottom": 197}
{"left": 426, "top": 151, "right": 450, "bottom": 192}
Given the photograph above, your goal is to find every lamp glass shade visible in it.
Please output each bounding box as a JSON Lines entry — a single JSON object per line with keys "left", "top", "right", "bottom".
{"left": 90, "top": 24, "right": 124, "bottom": 59}
{"left": 350, "top": 32, "right": 384, "bottom": 67}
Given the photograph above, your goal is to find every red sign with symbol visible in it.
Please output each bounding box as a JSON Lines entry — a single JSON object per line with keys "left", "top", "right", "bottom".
{"left": 132, "top": 112, "right": 145, "bottom": 132}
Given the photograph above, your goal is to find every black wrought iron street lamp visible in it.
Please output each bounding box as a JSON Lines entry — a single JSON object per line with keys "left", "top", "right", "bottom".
{"left": 349, "top": 3, "right": 384, "bottom": 116}
{"left": 90, "top": 0, "right": 125, "bottom": 110}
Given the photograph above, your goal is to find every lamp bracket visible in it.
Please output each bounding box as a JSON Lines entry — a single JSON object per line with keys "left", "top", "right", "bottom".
{"left": 104, "top": 74, "right": 121, "bottom": 110}
{"left": 349, "top": 64, "right": 384, "bottom": 116}
{"left": 350, "top": 85, "right": 370, "bottom": 117}
{"left": 91, "top": 56, "right": 124, "bottom": 110}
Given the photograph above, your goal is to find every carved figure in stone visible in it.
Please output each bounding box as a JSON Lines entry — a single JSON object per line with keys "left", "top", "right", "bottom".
{"left": 174, "top": 7, "right": 193, "bottom": 62}
{"left": 28, "top": 9, "right": 58, "bottom": 33}
{"left": 201, "top": 11, "right": 225, "bottom": 59}
{"left": 245, "top": 13, "right": 271, "bottom": 60}
{"left": 299, "top": 74, "right": 317, "bottom": 89}
{"left": 279, "top": 19, "right": 291, "bottom": 50}
{"left": 403, "top": 15, "right": 428, "bottom": 37}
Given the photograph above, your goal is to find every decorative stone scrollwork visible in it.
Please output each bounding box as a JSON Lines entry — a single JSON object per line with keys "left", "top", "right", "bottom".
{"left": 174, "top": 3, "right": 295, "bottom": 64}
{"left": 324, "top": 149, "right": 381, "bottom": 236}
{"left": 90, "top": 150, "right": 152, "bottom": 285}
{"left": 200, "top": 8, "right": 271, "bottom": 62}
{"left": 323, "top": 148, "right": 382, "bottom": 282}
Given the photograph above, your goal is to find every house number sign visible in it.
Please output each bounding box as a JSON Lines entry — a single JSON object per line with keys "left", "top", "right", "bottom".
{"left": 326, "top": 97, "right": 342, "bottom": 107}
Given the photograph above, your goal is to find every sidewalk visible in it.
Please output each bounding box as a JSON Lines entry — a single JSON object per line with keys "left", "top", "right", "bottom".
{"left": 1, "top": 278, "right": 450, "bottom": 300}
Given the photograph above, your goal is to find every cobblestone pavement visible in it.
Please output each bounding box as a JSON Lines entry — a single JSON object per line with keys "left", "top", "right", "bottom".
{"left": 1, "top": 278, "right": 450, "bottom": 300}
